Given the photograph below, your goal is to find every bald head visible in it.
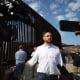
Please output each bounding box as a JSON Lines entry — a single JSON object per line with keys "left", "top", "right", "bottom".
{"left": 75, "top": 48, "right": 79, "bottom": 53}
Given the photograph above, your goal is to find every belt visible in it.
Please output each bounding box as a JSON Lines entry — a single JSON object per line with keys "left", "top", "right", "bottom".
{"left": 38, "top": 72, "right": 58, "bottom": 77}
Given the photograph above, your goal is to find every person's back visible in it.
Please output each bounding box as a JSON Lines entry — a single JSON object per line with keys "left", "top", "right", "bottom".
{"left": 15, "top": 49, "right": 27, "bottom": 65}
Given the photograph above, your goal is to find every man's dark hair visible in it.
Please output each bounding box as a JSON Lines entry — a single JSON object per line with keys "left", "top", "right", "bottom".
{"left": 42, "top": 31, "right": 52, "bottom": 37}
{"left": 60, "top": 48, "right": 63, "bottom": 50}
{"left": 19, "top": 45, "right": 23, "bottom": 49}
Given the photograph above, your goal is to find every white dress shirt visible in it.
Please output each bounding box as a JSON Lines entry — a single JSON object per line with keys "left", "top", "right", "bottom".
{"left": 28, "top": 44, "right": 63, "bottom": 75}
{"left": 31, "top": 51, "right": 35, "bottom": 57}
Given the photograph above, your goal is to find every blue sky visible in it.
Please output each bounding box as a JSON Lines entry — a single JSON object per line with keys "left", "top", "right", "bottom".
{"left": 23, "top": 0, "right": 80, "bottom": 45}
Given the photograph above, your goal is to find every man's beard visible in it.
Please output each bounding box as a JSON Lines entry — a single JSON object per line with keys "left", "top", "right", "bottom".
{"left": 45, "top": 40, "right": 52, "bottom": 44}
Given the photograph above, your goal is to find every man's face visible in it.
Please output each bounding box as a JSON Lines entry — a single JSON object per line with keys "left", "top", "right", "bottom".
{"left": 75, "top": 48, "right": 79, "bottom": 53}
{"left": 43, "top": 32, "right": 52, "bottom": 44}
{"left": 34, "top": 47, "right": 36, "bottom": 51}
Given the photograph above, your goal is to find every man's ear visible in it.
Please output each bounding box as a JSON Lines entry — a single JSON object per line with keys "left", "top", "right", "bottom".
{"left": 42, "top": 36, "right": 44, "bottom": 41}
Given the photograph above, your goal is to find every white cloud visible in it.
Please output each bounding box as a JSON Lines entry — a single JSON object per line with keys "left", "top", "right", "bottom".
{"left": 78, "top": 9, "right": 80, "bottom": 11}
{"left": 56, "top": 15, "right": 64, "bottom": 21}
{"left": 50, "top": 3, "right": 57, "bottom": 10}
{"left": 52, "top": 11, "right": 57, "bottom": 14}
{"left": 25, "top": 0, "right": 31, "bottom": 1}
{"left": 65, "top": 8, "right": 69, "bottom": 12}
{"left": 55, "top": 0, "right": 64, "bottom": 4}
{"left": 64, "top": 1, "right": 68, "bottom": 5}
{"left": 69, "top": 18, "right": 78, "bottom": 21}
{"left": 29, "top": 1, "right": 40, "bottom": 11}
{"left": 25, "top": 0, "right": 34, "bottom": 2}
{"left": 65, "top": 12, "right": 76, "bottom": 18}
{"left": 68, "top": 0, "right": 80, "bottom": 11}
{"left": 39, "top": 11, "right": 46, "bottom": 17}
{"left": 52, "top": 9, "right": 62, "bottom": 15}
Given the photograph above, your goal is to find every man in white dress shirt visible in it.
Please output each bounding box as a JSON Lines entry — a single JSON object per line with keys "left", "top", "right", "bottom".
{"left": 25, "top": 31, "right": 63, "bottom": 80}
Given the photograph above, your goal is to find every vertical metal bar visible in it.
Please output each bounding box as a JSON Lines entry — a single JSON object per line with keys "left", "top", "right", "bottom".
{"left": 5, "top": 42, "right": 7, "bottom": 62}
{"left": 27, "top": 24, "right": 28, "bottom": 53}
{"left": 19, "top": 21, "right": 21, "bottom": 42}
{"left": 34, "top": 28, "right": 36, "bottom": 44}
{"left": 24, "top": 23, "right": 25, "bottom": 43}
{"left": 31, "top": 26, "right": 32, "bottom": 49}
{"left": 2, "top": 41, "right": 6, "bottom": 66}
{"left": 26, "top": 24, "right": 27, "bottom": 43}
{"left": 32, "top": 27, "right": 34, "bottom": 44}
{"left": 7, "top": 42, "right": 9, "bottom": 64}
{"left": 21, "top": 21, "right": 23, "bottom": 44}
{"left": 16, "top": 24, "right": 18, "bottom": 42}
{"left": 22, "top": 22, "right": 24, "bottom": 42}
{"left": 25, "top": 24, "right": 27, "bottom": 50}
{"left": 8, "top": 20, "right": 10, "bottom": 65}
{"left": 17, "top": 21, "right": 19, "bottom": 42}
{"left": 10, "top": 20, "right": 13, "bottom": 64}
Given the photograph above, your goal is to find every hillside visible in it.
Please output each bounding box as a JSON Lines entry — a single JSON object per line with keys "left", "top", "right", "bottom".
{"left": 62, "top": 43, "right": 80, "bottom": 52}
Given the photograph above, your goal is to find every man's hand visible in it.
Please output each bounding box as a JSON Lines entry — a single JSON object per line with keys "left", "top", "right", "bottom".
{"left": 75, "top": 21, "right": 80, "bottom": 35}
{"left": 0, "top": 66, "right": 14, "bottom": 80}
{"left": 10, "top": 66, "right": 16, "bottom": 70}
{"left": 4, "top": 70, "right": 14, "bottom": 80}
{"left": 75, "top": 31, "right": 80, "bottom": 35}
{"left": 25, "top": 62, "right": 30, "bottom": 68}
{"left": 76, "top": 21, "right": 80, "bottom": 25}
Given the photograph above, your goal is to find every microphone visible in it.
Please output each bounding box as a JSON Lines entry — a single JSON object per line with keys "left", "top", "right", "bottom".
{"left": 57, "top": 64, "right": 69, "bottom": 76}
{"left": 57, "top": 64, "right": 80, "bottom": 80}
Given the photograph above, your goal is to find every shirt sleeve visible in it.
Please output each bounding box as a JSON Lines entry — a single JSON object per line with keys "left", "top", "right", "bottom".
{"left": 31, "top": 52, "right": 34, "bottom": 57}
{"left": 25, "top": 52, "right": 27, "bottom": 57}
{"left": 27, "top": 47, "right": 39, "bottom": 67}
{"left": 57, "top": 49, "right": 63, "bottom": 66}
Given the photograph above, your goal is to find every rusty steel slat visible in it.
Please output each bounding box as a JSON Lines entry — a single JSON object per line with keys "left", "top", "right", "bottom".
{"left": 27, "top": 24, "right": 29, "bottom": 53}
{"left": 7, "top": 21, "right": 11, "bottom": 65}
{"left": 22, "top": 23, "right": 25, "bottom": 43}
{"left": 31, "top": 25, "right": 33, "bottom": 48}
{"left": 31, "top": 27, "right": 34, "bottom": 45}
{"left": 19, "top": 21, "right": 21, "bottom": 42}
{"left": 25, "top": 24, "right": 27, "bottom": 42}
{"left": 27, "top": 24, "right": 28, "bottom": 45}
{"left": 16, "top": 24, "right": 18, "bottom": 42}
{"left": 2, "top": 42, "right": 5, "bottom": 65}
{"left": 24, "top": 23, "right": 25, "bottom": 42}
{"left": 34, "top": 28, "right": 36, "bottom": 45}
{"left": 20, "top": 21, "right": 22, "bottom": 42}
{"left": 10, "top": 20, "right": 13, "bottom": 63}
{"left": 25, "top": 24, "right": 28, "bottom": 48}
{"left": 21, "top": 21, "right": 23, "bottom": 44}
{"left": 17, "top": 21, "right": 19, "bottom": 42}
{"left": 7, "top": 42, "right": 10, "bottom": 64}
{"left": 11, "top": 20, "right": 14, "bottom": 61}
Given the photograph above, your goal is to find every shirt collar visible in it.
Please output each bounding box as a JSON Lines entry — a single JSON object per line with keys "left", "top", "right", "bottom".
{"left": 43, "top": 43, "right": 53, "bottom": 48}
{"left": 19, "top": 49, "right": 23, "bottom": 50}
